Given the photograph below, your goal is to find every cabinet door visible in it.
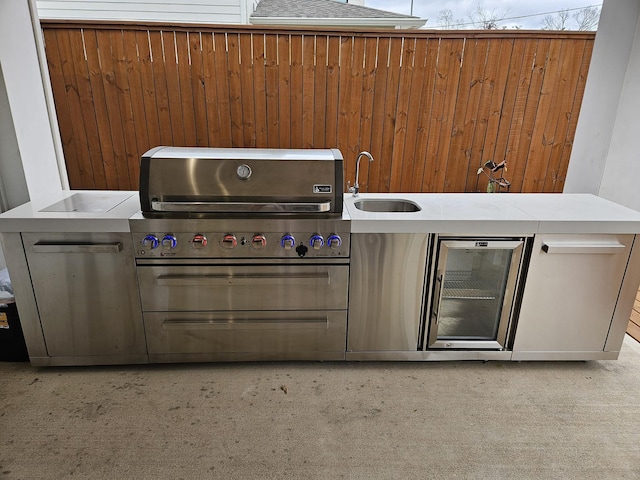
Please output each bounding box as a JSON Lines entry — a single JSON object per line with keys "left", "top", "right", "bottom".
{"left": 512, "top": 234, "right": 633, "bottom": 358}
{"left": 347, "top": 233, "right": 429, "bottom": 351}
{"left": 23, "top": 232, "right": 146, "bottom": 357}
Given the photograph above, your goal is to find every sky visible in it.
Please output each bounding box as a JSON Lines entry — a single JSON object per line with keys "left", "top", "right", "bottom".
{"left": 364, "top": 0, "right": 603, "bottom": 30}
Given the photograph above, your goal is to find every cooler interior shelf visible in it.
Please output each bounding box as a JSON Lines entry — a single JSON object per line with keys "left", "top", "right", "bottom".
{"left": 442, "top": 271, "right": 497, "bottom": 300}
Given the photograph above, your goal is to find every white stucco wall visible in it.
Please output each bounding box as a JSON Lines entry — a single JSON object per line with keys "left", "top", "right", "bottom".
{"left": 597, "top": 13, "right": 640, "bottom": 211}
{"left": 0, "top": 0, "right": 66, "bottom": 207}
{"left": 564, "top": 0, "right": 640, "bottom": 211}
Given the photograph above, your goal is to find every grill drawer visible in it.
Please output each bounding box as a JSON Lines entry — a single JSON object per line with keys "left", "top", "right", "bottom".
{"left": 143, "top": 310, "right": 347, "bottom": 355}
{"left": 137, "top": 265, "right": 349, "bottom": 311}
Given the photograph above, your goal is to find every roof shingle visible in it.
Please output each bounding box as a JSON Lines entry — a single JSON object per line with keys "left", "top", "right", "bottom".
{"left": 252, "top": 0, "right": 420, "bottom": 20}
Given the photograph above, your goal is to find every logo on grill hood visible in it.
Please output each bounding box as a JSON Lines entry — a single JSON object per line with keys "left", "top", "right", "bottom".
{"left": 313, "top": 185, "right": 332, "bottom": 194}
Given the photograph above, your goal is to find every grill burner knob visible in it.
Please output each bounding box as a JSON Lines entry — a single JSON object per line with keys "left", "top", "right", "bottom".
{"left": 280, "top": 234, "right": 296, "bottom": 250}
{"left": 327, "top": 234, "right": 342, "bottom": 249}
{"left": 310, "top": 234, "right": 324, "bottom": 250}
{"left": 251, "top": 234, "right": 267, "bottom": 249}
{"left": 192, "top": 234, "right": 208, "bottom": 249}
{"left": 142, "top": 234, "right": 159, "bottom": 249}
{"left": 221, "top": 234, "right": 238, "bottom": 249}
{"left": 161, "top": 234, "right": 178, "bottom": 250}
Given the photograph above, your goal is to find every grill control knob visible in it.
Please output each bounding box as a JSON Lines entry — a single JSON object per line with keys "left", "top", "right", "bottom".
{"left": 221, "top": 234, "right": 238, "bottom": 249}
{"left": 192, "top": 234, "right": 208, "bottom": 249}
{"left": 161, "top": 234, "right": 178, "bottom": 250}
{"left": 251, "top": 234, "right": 267, "bottom": 249}
{"left": 327, "top": 234, "right": 342, "bottom": 250}
{"left": 142, "top": 234, "right": 159, "bottom": 249}
{"left": 309, "top": 234, "right": 324, "bottom": 250}
{"left": 280, "top": 234, "right": 296, "bottom": 250}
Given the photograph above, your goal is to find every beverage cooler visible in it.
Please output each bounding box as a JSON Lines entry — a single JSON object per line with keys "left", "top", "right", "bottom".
{"left": 422, "top": 236, "right": 531, "bottom": 350}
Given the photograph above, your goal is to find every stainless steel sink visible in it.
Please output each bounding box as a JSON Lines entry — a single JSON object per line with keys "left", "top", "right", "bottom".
{"left": 353, "top": 199, "right": 421, "bottom": 212}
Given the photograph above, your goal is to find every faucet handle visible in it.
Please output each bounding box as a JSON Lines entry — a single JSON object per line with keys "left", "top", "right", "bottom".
{"left": 347, "top": 181, "right": 355, "bottom": 194}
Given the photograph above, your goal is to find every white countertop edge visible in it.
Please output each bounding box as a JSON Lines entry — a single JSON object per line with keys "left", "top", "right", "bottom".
{"left": 350, "top": 220, "right": 541, "bottom": 235}
{"left": 535, "top": 221, "right": 640, "bottom": 234}
{"left": 0, "top": 218, "right": 133, "bottom": 233}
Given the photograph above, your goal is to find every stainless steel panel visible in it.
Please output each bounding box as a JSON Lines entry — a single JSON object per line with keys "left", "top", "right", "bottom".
{"left": 513, "top": 234, "right": 633, "bottom": 354}
{"left": 511, "top": 350, "right": 620, "bottom": 361}
{"left": 148, "top": 351, "right": 346, "bottom": 363}
{"left": 147, "top": 159, "right": 335, "bottom": 199}
{"left": 0, "top": 232, "right": 48, "bottom": 359}
{"left": 346, "top": 350, "right": 513, "bottom": 361}
{"left": 27, "top": 354, "right": 150, "bottom": 367}
{"left": 131, "top": 229, "right": 350, "bottom": 259}
{"left": 129, "top": 216, "right": 350, "bottom": 233}
{"left": 347, "top": 233, "right": 429, "bottom": 352}
{"left": 40, "top": 192, "right": 132, "bottom": 213}
{"left": 138, "top": 264, "right": 349, "bottom": 311}
{"left": 22, "top": 232, "right": 147, "bottom": 357}
{"left": 130, "top": 217, "right": 350, "bottom": 260}
{"left": 143, "top": 310, "right": 347, "bottom": 356}
{"left": 605, "top": 235, "right": 640, "bottom": 352}
{"left": 140, "top": 147, "right": 343, "bottom": 215}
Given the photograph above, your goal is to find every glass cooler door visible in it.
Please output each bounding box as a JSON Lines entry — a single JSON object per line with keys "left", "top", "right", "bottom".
{"left": 426, "top": 238, "right": 526, "bottom": 350}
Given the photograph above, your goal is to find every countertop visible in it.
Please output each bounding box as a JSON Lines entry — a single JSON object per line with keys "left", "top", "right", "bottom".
{"left": 344, "top": 193, "right": 640, "bottom": 234}
{"left": 0, "top": 190, "right": 140, "bottom": 232}
{"left": 2, "top": 190, "right": 640, "bottom": 235}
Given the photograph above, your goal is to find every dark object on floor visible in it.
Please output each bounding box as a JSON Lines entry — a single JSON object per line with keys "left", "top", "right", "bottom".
{"left": 0, "top": 301, "right": 29, "bottom": 361}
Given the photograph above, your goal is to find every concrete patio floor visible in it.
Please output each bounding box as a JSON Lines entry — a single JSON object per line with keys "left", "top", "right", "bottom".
{"left": 1, "top": 338, "right": 640, "bottom": 479}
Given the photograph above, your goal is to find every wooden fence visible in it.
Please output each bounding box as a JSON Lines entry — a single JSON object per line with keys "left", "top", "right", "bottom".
{"left": 41, "top": 21, "right": 595, "bottom": 193}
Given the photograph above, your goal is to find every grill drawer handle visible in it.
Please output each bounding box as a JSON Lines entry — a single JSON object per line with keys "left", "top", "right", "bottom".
{"left": 155, "top": 272, "right": 331, "bottom": 286}
{"left": 151, "top": 200, "right": 332, "bottom": 213}
{"left": 161, "top": 317, "right": 329, "bottom": 330}
{"left": 31, "top": 242, "right": 123, "bottom": 254}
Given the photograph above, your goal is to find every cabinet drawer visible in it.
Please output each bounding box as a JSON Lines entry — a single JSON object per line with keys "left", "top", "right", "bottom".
{"left": 143, "top": 310, "right": 347, "bottom": 355}
{"left": 137, "top": 265, "right": 349, "bottom": 311}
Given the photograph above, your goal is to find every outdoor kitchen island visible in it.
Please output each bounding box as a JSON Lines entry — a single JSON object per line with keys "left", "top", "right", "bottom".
{"left": 1, "top": 190, "right": 640, "bottom": 365}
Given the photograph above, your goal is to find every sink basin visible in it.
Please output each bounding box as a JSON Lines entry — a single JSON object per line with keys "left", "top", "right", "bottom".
{"left": 353, "top": 199, "right": 421, "bottom": 212}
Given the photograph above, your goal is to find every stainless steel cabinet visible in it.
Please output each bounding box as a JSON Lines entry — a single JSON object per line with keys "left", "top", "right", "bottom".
{"left": 22, "top": 232, "right": 147, "bottom": 362}
{"left": 347, "top": 233, "right": 430, "bottom": 352}
{"left": 512, "top": 234, "right": 634, "bottom": 360}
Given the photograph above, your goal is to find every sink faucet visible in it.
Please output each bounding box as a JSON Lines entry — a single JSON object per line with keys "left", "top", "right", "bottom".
{"left": 348, "top": 151, "right": 374, "bottom": 197}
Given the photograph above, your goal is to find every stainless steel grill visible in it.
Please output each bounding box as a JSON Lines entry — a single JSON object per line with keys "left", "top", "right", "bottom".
{"left": 139, "top": 146, "right": 344, "bottom": 217}
{"left": 130, "top": 146, "right": 350, "bottom": 363}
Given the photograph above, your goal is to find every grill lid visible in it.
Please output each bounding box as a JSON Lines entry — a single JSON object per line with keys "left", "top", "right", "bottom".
{"left": 139, "top": 147, "right": 344, "bottom": 217}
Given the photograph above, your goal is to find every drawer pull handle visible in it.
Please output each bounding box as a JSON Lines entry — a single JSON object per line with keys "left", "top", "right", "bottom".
{"left": 161, "top": 317, "right": 329, "bottom": 330}
{"left": 31, "top": 242, "right": 123, "bottom": 254}
{"left": 156, "top": 272, "right": 330, "bottom": 286}
{"left": 541, "top": 242, "right": 626, "bottom": 254}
